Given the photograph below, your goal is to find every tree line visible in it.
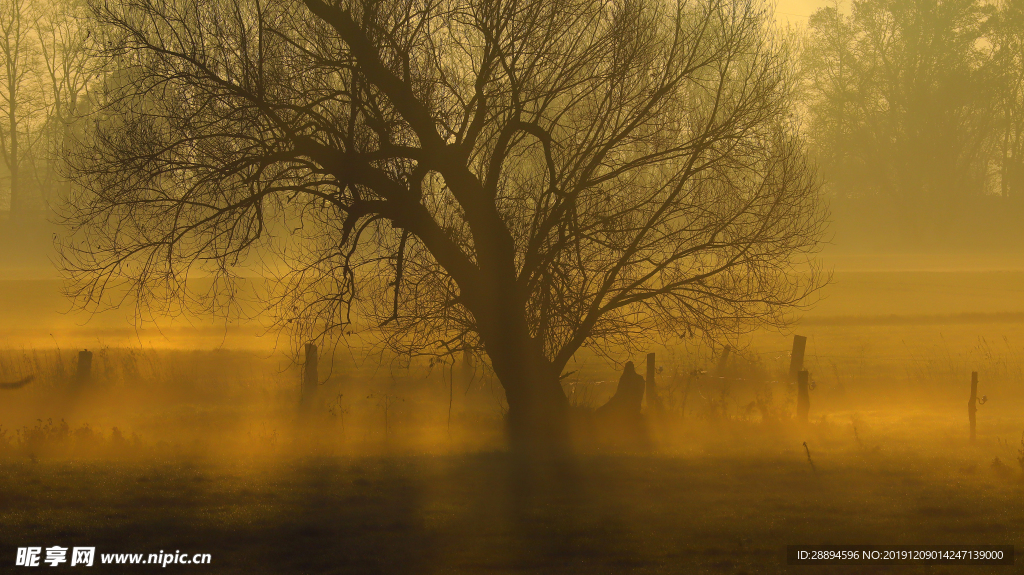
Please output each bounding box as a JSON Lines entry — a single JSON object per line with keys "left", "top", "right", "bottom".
{"left": 4, "top": 0, "right": 1020, "bottom": 237}
{"left": 802, "top": 0, "right": 1024, "bottom": 246}
{"left": 0, "top": 0, "right": 97, "bottom": 219}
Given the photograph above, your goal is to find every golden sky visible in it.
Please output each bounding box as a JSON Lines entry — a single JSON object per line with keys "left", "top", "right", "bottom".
{"left": 775, "top": 0, "right": 831, "bottom": 25}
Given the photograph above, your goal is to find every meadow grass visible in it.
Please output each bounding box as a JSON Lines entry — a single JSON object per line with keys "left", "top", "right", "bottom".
{"left": 1, "top": 432, "right": 1022, "bottom": 574}
{"left": 1, "top": 266, "right": 1024, "bottom": 573}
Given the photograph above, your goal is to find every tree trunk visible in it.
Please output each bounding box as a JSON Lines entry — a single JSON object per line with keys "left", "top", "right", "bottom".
{"left": 477, "top": 310, "right": 570, "bottom": 456}
{"left": 7, "top": 103, "right": 19, "bottom": 215}
{"left": 501, "top": 364, "right": 570, "bottom": 457}
{"left": 456, "top": 242, "right": 573, "bottom": 455}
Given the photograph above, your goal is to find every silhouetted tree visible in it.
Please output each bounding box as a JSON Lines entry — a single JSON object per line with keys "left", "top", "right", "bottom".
{"left": 60, "top": 0, "right": 826, "bottom": 452}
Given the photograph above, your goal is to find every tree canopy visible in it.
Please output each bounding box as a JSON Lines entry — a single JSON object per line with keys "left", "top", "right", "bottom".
{"left": 802, "top": 0, "right": 1024, "bottom": 246}
{"left": 60, "top": 0, "right": 826, "bottom": 448}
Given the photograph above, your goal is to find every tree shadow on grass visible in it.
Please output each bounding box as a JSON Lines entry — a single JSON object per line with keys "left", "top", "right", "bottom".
{"left": 252, "top": 456, "right": 435, "bottom": 574}
{"left": 420, "top": 452, "right": 651, "bottom": 573}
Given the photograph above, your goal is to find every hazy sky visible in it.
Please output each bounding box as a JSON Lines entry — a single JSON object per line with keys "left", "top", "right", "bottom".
{"left": 775, "top": 0, "right": 830, "bottom": 25}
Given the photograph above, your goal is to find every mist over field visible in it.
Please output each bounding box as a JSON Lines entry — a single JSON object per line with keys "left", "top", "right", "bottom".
{"left": 2, "top": 0, "right": 1024, "bottom": 573}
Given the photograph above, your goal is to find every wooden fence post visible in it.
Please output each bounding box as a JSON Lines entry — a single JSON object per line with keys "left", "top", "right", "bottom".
{"left": 302, "top": 343, "right": 318, "bottom": 405}
{"left": 969, "top": 371, "right": 978, "bottom": 443}
{"left": 645, "top": 352, "right": 662, "bottom": 411}
{"left": 797, "top": 370, "right": 810, "bottom": 423}
{"left": 715, "top": 345, "right": 731, "bottom": 378}
{"left": 76, "top": 350, "right": 93, "bottom": 385}
{"left": 789, "top": 335, "right": 807, "bottom": 383}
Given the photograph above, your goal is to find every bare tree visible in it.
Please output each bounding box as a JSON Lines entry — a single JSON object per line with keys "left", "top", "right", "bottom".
{"left": 60, "top": 0, "right": 826, "bottom": 452}
{"left": 992, "top": 0, "right": 1024, "bottom": 199}
{"left": 36, "top": 0, "right": 101, "bottom": 205}
{"left": 0, "top": 0, "right": 38, "bottom": 216}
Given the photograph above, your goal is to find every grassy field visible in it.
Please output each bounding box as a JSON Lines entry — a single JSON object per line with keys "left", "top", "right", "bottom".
{"left": 1, "top": 433, "right": 1022, "bottom": 574}
{"left": 2, "top": 261, "right": 1024, "bottom": 573}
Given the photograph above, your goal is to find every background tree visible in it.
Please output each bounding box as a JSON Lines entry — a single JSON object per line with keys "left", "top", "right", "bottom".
{"left": 36, "top": 0, "right": 102, "bottom": 207}
{"left": 802, "top": 1, "right": 859, "bottom": 195}
{"left": 0, "top": 0, "right": 39, "bottom": 217}
{"left": 0, "top": 0, "right": 97, "bottom": 225}
{"left": 60, "top": 0, "right": 826, "bottom": 452}
{"left": 803, "top": 0, "right": 997, "bottom": 243}
{"left": 991, "top": 0, "right": 1024, "bottom": 199}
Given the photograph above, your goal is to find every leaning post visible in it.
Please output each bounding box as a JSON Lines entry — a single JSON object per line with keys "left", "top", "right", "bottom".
{"left": 789, "top": 335, "right": 807, "bottom": 383}
{"left": 797, "top": 370, "right": 810, "bottom": 423}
